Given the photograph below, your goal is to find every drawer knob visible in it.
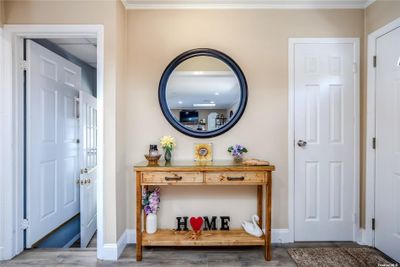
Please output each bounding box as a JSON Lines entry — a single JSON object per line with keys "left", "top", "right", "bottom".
{"left": 227, "top": 176, "right": 245, "bottom": 181}
{"left": 165, "top": 176, "right": 183, "bottom": 181}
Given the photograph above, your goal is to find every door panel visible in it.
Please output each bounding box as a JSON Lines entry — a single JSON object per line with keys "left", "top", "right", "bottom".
{"left": 79, "top": 90, "right": 97, "bottom": 248}
{"left": 294, "top": 42, "right": 356, "bottom": 241}
{"left": 26, "top": 40, "right": 81, "bottom": 247}
{"left": 375, "top": 26, "right": 400, "bottom": 262}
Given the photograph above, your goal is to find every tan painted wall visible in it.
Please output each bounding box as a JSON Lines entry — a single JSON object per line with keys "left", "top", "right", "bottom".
{"left": 125, "top": 9, "right": 365, "bottom": 230}
{"left": 0, "top": 0, "right": 4, "bottom": 26}
{"left": 4, "top": 0, "right": 126, "bottom": 243}
{"left": 366, "top": 0, "right": 400, "bottom": 34}
{"left": 116, "top": 0, "right": 127, "bottom": 239}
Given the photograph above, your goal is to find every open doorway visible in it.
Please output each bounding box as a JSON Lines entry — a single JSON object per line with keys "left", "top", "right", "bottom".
{"left": 23, "top": 38, "right": 98, "bottom": 249}
{"left": 1, "top": 25, "right": 105, "bottom": 260}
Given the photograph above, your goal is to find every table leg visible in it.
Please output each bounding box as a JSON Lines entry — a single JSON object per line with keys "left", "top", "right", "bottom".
{"left": 257, "top": 185, "right": 263, "bottom": 228}
{"left": 265, "top": 172, "right": 272, "bottom": 261}
{"left": 143, "top": 185, "right": 148, "bottom": 231}
{"left": 136, "top": 171, "right": 142, "bottom": 261}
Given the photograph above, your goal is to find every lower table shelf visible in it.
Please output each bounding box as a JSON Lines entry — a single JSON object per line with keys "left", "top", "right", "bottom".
{"left": 142, "top": 229, "right": 264, "bottom": 246}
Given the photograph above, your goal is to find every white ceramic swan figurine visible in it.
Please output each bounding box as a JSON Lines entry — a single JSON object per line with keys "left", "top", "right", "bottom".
{"left": 242, "top": 214, "right": 263, "bottom": 237}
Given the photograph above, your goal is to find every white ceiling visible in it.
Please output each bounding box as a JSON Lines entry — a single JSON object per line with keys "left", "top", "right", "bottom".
{"left": 123, "top": 0, "right": 375, "bottom": 9}
{"left": 167, "top": 71, "right": 240, "bottom": 109}
{"left": 48, "top": 38, "right": 97, "bottom": 68}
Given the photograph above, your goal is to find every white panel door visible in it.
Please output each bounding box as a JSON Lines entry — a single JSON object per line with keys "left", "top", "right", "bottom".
{"left": 26, "top": 40, "right": 81, "bottom": 248}
{"left": 294, "top": 42, "right": 356, "bottom": 241}
{"left": 207, "top": 112, "right": 218, "bottom": 131}
{"left": 79, "top": 91, "right": 97, "bottom": 248}
{"left": 375, "top": 27, "right": 400, "bottom": 262}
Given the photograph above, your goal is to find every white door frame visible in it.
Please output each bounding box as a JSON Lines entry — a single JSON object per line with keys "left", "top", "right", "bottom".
{"left": 288, "top": 38, "right": 360, "bottom": 243}
{"left": 0, "top": 25, "right": 105, "bottom": 260}
{"left": 365, "top": 17, "right": 400, "bottom": 247}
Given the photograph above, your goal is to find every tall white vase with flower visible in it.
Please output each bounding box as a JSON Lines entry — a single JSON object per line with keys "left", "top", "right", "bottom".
{"left": 142, "top": 187, "right": 160, "bottom": 234}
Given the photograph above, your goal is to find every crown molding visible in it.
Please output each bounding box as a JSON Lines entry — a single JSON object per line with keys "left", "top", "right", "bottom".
{"left": 122, "top": 0, "right": 370, "bottom": 10}
{"left": 363, "top": 0, "right": 376, "bottom": 8}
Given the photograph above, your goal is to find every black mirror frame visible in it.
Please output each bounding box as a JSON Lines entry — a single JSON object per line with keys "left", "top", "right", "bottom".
{"left": 159, "top": 48, "right": 248, "bottom": 138}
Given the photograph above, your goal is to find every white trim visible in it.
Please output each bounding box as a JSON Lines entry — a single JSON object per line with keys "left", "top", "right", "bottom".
{"left": 271, "top": 229, "right": 291, "bottom": 244}
{"left": 0, "top": 24, "right": 105, "bottom": 261}
{"left": 102, "top": 230, "right": 128, "bottom": 261}
{"left": 123, "top": 0, "right": 371, "bottom": 9}
{"left": 363, "top": 0, "right": 376, "bottom": 8}
{"left": 63, "top": 233, "right": 81, "bottom": 249}
{"left": 288, "top": 38, "right": 360, "bottom": 242}
{"left": 126, "top": 229, "right": 137, "bottom": 244}
{"left": 356, "top": 229, "right": 368, "bottom": 246}
{"left": 365, "top": 17, "right": 400, "bottom": 248}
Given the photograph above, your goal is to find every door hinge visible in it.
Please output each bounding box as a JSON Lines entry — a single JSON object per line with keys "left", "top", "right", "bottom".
{"left": 372, "top": 137, "right": 376, "bottom": 149}
{"left": 75, "top": 97, "right": 80, "bottom": 119}
{"left": 373, "top": 56, "right": 377, "bottom": 68}
{"left": 76, "top": 139, "right": 80, "bottom": 144}
{"left": 353, "top": 62, "right": 357, "bottom": 73}
{"left": 20, "top": 60, "right": 29, "bottom": 70}
{"left": 372, "top": 218, "right": 375, "bottom": 230}
{"left": 21, "top": 219, "right": 30, "bottom": 230}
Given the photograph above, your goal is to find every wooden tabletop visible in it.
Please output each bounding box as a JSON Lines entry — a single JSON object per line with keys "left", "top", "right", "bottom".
{"left": 134, "top": 160, "right": 275, "bottom": 172}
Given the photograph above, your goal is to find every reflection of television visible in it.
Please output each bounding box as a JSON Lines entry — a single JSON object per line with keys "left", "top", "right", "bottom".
{"left": 180, "top": 110, "right": 198, "bottom": 123}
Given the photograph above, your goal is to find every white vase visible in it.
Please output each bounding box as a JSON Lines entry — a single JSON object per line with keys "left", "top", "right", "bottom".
{"left": 146, "top": 213, "right": 157, "bottom": 234}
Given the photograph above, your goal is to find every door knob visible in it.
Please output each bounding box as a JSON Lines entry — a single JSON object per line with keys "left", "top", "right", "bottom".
{"left": 297, "top": 140, "right": 307, "bottom": 147}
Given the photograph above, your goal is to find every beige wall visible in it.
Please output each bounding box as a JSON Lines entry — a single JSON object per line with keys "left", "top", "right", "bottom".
{"left": 4, "top": 0, "right": 126, "bottom": 243}
{"left": 116, "top": 0, "right": 128, "bottom": 239}
{"left": 366, "top": 0, "right": 400, "bottom": 34}
{"left": 125, "top": 9, "right": 365, "bottom": 230}
{"left": 0, "top": 0, "right": 4, "bottom": 26}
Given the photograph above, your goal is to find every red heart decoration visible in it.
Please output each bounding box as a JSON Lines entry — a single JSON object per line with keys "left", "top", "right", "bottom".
{"left": 189, "top": 217, "right": 204, "bottom": 232}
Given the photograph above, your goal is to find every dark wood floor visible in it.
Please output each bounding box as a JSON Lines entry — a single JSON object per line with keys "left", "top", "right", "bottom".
{"left": 0, "top": 242, "right": 372, "bottom": 267}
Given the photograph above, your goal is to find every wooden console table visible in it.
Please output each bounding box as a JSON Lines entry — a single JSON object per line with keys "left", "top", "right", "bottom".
{"left": 134, "top": 160, "right": 275, "bottom": 261}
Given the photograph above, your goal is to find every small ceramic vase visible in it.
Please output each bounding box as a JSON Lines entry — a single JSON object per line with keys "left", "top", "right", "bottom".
{"left": 234, "top": 154, "right": 243, "bottom": 163}
{"left": 164, "top": 149, "right": 172, "bottom": 161}
{"left": 146, "top": 213, "right": 157, "bottom": 234}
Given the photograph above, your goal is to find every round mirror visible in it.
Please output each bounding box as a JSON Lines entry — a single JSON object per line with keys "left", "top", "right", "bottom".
{"left": 159, "top": 48, "right": 248, "bottom": 138}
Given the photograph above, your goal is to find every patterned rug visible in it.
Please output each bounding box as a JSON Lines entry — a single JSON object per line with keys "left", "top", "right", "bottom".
{"left": 288, "top": 247, "right": 396, "bottom": 267}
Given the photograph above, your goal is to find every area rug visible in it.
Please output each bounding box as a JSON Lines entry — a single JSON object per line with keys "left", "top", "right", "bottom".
{"left": 288, "top": 247, "right": 396, "bottom": 267}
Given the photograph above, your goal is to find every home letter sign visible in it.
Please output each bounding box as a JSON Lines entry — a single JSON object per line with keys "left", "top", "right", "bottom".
{"left": 176, "top": 216, "right": 230, "bottom": 231}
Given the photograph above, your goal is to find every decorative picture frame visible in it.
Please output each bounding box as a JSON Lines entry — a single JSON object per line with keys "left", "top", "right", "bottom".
{"left": 194, "top": 143, "right": 213, "bottom": 161}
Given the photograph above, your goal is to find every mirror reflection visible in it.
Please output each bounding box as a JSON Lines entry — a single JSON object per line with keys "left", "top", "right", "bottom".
{"left": 166, "top": 56, "right": 241, "bottom": 132}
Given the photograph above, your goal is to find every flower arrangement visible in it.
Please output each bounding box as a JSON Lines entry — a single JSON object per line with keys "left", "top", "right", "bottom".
{"left": 160, "top": 135, "right": 176, "bottom": 161}
{"left": 160, "top": 135, "right": 176, "bottom": 151}
{"left": 142, "top": 187, "right": 160, "bottom": 215}
{"left": 228, "top": 144, "right": 248, "bottom": 161}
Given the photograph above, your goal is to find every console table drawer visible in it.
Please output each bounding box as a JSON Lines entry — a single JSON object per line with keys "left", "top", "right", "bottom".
{"left": 142, "top": 172, "right": 203, "bottom": 184}
{"left": 205, "top": 172, "right": 265, "bottom": 184}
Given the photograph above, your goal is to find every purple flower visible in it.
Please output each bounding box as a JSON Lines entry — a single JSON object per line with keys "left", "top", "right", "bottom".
{"left": 227, "top": 144, "right": 248, "bottom": 158}
{"left": 143, "top": 187, "right": 160, "bottom": 215}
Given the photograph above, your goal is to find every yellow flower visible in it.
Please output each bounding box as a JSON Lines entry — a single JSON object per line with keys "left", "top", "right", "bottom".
{"left": 160, "top": 135, "right": 176, "bottom": 150}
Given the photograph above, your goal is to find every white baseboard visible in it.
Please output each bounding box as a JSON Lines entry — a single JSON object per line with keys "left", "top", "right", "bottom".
{"left": 126, "top": 229, "right": 136, "bottom": 244}
{"left": 356, "top": 229, "right": 372, "bottom": 246}
{"left": 271, "top": 229, "right": 291, "bottom": 244}
{"left": 99, "top": 230, "right": 128, "bottom": 261}
{"left": 63, "top": 233, "right": 80, "bottom": 248}
{"left": 124, "top": 228, "right": 290, "bottom": 244}
{"left": 0, "top": 246, "right": 13, "bottom": 261}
